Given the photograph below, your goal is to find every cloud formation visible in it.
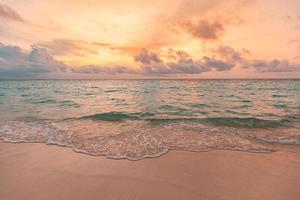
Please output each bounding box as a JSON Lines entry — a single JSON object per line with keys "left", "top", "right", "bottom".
{"left": 214, "top": 45, "right": 249, "bottom": 62}
{"left": 0, "top": 43, "right": 66, "bottom": 77}
{"left": 182, "top": 19, "right": 225, "bottom": 41}
{"left": 71, "top": 65, "right": 137, "bottom": 74}
{"left": 133, "top": 48, "right": 162, "bottom": 64}
{"left": 249, "top": 59, "right": 300, "bottom": 72}
{"left": 0, "top": 4, "right": 24, "bottom": 22}
{"left": 135, "top": 47, "right": 300, "bottom": 75}
{"left": 202, "top": 56, "right": 233, "bottom": 71}
{"left": 1, "top": 42, "right": 299, "bottom": 78}
{"left": 213, "top": 46, "right": 300, "bottom": 73}
{"left": 134, "top": 48, "right": 236, "bottom": 75}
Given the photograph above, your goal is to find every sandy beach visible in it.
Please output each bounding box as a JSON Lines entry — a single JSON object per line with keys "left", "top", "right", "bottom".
{"left": 1, "top": 141, "right": 299, "bottom": 200}
{"left": 1, "top": 0, "right": 300, "bottom": 198}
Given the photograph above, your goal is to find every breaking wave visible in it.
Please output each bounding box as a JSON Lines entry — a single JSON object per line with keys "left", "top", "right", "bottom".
{"left": 80, "top": 112, "right": 140, "bottom": 121}
{"left": 1, "top": 119, "right": 299, "bottom": 160}
{"left": 79, "top": 112, "right": 290, "bottom": 128}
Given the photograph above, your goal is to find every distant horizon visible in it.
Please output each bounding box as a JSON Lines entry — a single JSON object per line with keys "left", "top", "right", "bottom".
{"left": 0, "top": 78, "right": 300, "bottom": 81}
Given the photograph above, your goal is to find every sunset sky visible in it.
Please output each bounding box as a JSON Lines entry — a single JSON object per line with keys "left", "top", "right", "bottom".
{"left": 0, "top": 0, "right": 300, "bottom": 79}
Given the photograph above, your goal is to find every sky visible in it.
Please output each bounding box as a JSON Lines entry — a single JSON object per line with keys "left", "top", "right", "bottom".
{"left": 0, "top": 0, "right": 300, "bottom": 79}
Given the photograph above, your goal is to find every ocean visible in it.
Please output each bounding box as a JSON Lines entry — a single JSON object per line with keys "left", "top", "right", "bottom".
{"left": 0, "top": 79, "right": 299, "bottom": 160}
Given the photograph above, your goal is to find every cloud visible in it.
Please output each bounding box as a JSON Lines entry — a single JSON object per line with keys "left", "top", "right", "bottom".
{"left": 0, "top": 43, "right": 66, "bottom": 77}
{"left": 0, "top": 4, "right": 24, "bottom": 22}
{"left": 133, "top": 48, "right": 162, "bottom": 64}
{"left": 182, "top": 19, "right": 225, "bottom": 41}
{"left": 134, "top": 49, "right": 172, "bottom": 75}
{"left": 166, "top": 48, "right": 191, "bottom": 60}
{"left": 1, "top": 42, "right": 299, "bottom": 78}
{"left": 166, "top": 59, "right": 210, "bottom": 74}
{"left": 249, "top": 59, "right": 300, "bottom": 72}
{"left": 38, "top": 39, "right": 111, "bottom": 56}
{"left": 71, "top": 65, "right": 137, "bottom": 74}
{"left": 214, "top": 45, "right": 249, "bottom": 62}
{"left": 0, "top": 42, "right": 136, "bottom": 78}
{"left": 211, "top": 45, "right": 300, "bottom": 73}
{"left": 176, "top": 0, "right": 251, "bottom": 43}
{"left": 213, "top": 45, "right": 300, "bottom": 73}
{"left": 134, "top": 48, "right": 235, "bottom": 75}
{"left": 135, "top": 46, "right": 300, "bottom": 75}
{"left": 164, "top": 49, "right": 211, "bottom": 74}
{"left": 202, "top": 56, "right": 234, "bottom": 71}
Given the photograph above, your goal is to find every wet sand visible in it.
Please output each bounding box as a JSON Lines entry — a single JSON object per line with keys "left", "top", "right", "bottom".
{"left": 0, "top": 141, "right": 300, "bottom": 200}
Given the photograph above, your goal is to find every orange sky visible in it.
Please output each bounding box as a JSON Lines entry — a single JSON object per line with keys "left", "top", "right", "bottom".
{"left": 0, "top": 0, "right": 300, "bottom": 78}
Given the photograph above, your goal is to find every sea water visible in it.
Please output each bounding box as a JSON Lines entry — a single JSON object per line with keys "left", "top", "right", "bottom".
{"left": 0, "top": 80, "right": 299, "bottom": 160}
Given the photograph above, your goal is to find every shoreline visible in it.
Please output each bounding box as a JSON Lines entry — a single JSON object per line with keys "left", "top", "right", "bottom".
{"left": 0, "top": 139, "right": 277, "bottom": 161}
{"left": 1, "top": 141, "right": 300, "bottom": 200}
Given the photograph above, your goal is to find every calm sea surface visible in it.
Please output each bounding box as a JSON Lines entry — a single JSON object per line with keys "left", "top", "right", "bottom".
{"left": 0, "top": 80, "right": 299, "bottom": 160}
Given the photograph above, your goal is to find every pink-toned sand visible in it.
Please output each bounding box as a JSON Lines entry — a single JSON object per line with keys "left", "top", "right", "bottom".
{"left": 0, "top": 141, "right": 299, "bottom": 200}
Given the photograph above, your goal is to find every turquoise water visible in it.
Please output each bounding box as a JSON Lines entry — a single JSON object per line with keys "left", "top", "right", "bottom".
{"left": 0, "top": 80, "right": 299, "bottom": 160}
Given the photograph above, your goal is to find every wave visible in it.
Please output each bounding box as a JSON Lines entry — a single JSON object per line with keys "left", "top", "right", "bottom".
{"left": 1, "top": 119, "right": 299, "bottom": 160}
{"left": 159, "top": 105, "right": 186, "bottom": 111}
{"left": 59, "top": 100, "right": 81, "bottom": 108}
{"left": 29, "top": 98, "right": 80, "bottom": 108}
{"left": 272, "top": 94, "right": 288, "bottom": 98}
{"left": 80, "top": 112, "right": 141, "bottom": 121}
{"left": 32, "top": 98, "right": 57, "bottom": 104}
{"left": 79, "top": 111, "right": 293, "bottom": 128}
{"left": 230, "top": 99, "right": 252, "bottom": 103}
{"left": 147, "top": 117, "right": 201, "bottom": 124}
{"left": 239, "top": 100, "right": 253, "bottom": 103}
{"left": 104, "top": 89, "right": 123, "bottom": 93}
{"left": 225, "top": 110, "right": 247, "bottom": 115}
{"left": 201, "top": 117, "right": 283, "bottom": 128}
{"left": 0, "top": 120, "right": 274, "bottom": 161}
{"left": 148, "top": 117, "right": 284, "bottom": 128}
{"left": 273, "top": 104, "right": 289, "bottom": 109}
{"left": 190, "top": 103, "right": 210, "bottom": 108}
{"left": 252, "top": 135, "right": 300, "bottom": 145}
{"left": 238, "top": 105, "right": 252, "bottom": 109}
{"left": 284, "top": 115, "right": 300, "bottom": 121}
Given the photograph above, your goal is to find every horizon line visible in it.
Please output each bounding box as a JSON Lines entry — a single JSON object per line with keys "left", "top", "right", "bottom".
{"left": 0, "top": 78, "right": 300, "bottom": 81}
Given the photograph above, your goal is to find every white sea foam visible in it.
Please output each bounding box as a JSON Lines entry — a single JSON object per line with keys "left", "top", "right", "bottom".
{"left": 0, "top": 120, "right": 283, "bottom": 160}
